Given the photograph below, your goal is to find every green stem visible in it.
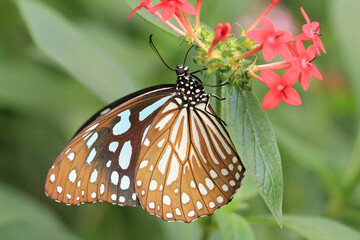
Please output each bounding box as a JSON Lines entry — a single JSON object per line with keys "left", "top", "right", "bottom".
{"left": 215, "top": 72, "right": 224, "bottom": 118}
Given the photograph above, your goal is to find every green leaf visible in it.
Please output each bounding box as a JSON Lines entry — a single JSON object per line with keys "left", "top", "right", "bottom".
{"left": 225, "top": 85, "right": 283, "bottom": 226}
{"left": 248, "top": 215, "right": 360, "bottom": 240}
{"left": 17, "top": 0, "right": 136, "bottom": 102}
{"left": 0, "top": 182, "right": 81, "bottom": 240}
{"left": 126, "top": 0, "right": 179, "bottom": 37}
{"left": 215, "top": 211, "right": 255, "bottom": 240}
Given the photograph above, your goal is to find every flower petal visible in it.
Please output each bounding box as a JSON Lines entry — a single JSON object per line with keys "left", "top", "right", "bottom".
{"left": 276, "top": 43, "right": 292, "bottom": 61}
{"left": 302, "top": 24, "right": 313, "bottom": 38}
{"left": 300, "top": 7, "right": 311, "bottom": 24}
{"left": 146, "top": 2, "right": 166, "bottom": 13}
{"left": 177, "top": 1, "right": 196, "bottom": 15}
{"left": 309, "top": 64, "right": 323, "bottom": 80}
{"left": 262, "top": 43, "right": 277, "bottom": 61}
{"left": 315, "top": 36, "right": 327, "bottom": 54}
{"left": 261, "top": 70, "right": 281, "bottom": 89}
{"left": 278, "top": 29, "right": 292, "bottom": 42}
{"left": 127, "top": 6, "right": 143, "bottom": 19}
{"left": 300, "top": 71, "right": 311, "bottom": 91}
{"left": 246, "top": 29, "right": 266, "bottom": 43}
{"left": 260, "top": 16, "right": 275, "bottom": 33}
{"left": 306, "top": 45, "right": 318, "bottom": 59}
{"left": 281, "top": 68, "right": 299, "bottom": 86}
{"left": 282, "top": 87, "right": 302, "bottom": 106}
{"left": 295, "top": 39, "right": 306, "bottom": 55}
{"left": 161, "top": 5, "right": 176, "bottom": 21}
{"left": 262, "top": 89, "right": 282, "bottom": 110}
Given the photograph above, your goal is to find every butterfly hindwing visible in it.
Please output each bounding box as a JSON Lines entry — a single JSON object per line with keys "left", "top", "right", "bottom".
{"left": 135, "top": 96, "right": 245, "bottom": 222}
{"left": 45, "top": 85, "right": 176, "bottom": 206}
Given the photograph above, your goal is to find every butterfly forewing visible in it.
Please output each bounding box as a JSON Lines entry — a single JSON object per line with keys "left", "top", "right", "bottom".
{"left": 45, "top": 85, "right": 176, "bottom": 206}
{"left": 135, "top": 97, "right": 245, "bottom": 222}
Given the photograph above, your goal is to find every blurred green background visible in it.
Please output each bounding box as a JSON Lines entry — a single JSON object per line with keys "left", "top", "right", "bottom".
{"left": 0, "top": 0, "right": 360, "bottom": 239}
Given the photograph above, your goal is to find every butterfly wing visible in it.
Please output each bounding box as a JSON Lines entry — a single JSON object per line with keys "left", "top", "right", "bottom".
{"left": 135, "top": 97, "right": 245, "bottom": 222}
{"left": 45, "top": 85, "right": 176, "bottom": 206}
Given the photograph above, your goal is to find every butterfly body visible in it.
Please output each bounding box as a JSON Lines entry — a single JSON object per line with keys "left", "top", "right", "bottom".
{"left": 45, "top": 64, "right": 245, "bottom": 222}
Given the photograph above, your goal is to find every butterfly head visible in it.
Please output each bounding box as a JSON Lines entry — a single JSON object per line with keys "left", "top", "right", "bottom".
{"left": 175, "top": 65, "right": 189, "bottom": 77}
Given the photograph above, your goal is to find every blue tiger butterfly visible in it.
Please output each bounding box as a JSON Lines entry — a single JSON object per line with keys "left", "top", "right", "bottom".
{"left": 45, "top": 36, "right": 245, "bottom": 223}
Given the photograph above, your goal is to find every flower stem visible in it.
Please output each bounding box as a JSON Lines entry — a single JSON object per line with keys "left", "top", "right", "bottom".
{"left": 176, "top": 12, "right": 206, "bottom": 49}
{"left": 153, "top": 12, "right": 185, "bottom": 36}
{"left": 253, "top": 60, "right": 291, "bottom": 71}
{"left": 195, "top": 0, "right": 203, "bottom": 27}
{"left": 235, "top": 44, "right": 263, "bottom": 60}
{"left": 183, "top": 13, "right": 194, "bottom": 32}
{"left": 248, "top": 0, "right": 281, "bottom": 31}
{"left": 248, "top": 70, "right": 265, "bottom": 84}
{"left": 173, "top": 14, "right": 188, "bottom": 34}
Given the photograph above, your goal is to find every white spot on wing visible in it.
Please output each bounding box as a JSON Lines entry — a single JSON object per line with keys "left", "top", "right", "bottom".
{"left": 170, "top": 109, "right": 188, "bottom": 162}
{"left": 163, "top": 195, "right": 171, "bottom": 206}
{"left": 166, "top": 154, "right": 180, "bottom": 186}
{"left": 86, "top": 123, "right": 99, "bottom": 132}
{"left": 139, "top": 160, "right": 148, "bottom": 169}
{"left": 155, "top": 113, "right": 174, "bottom": 130}
{"left": 106, "top": 160, "right": 112, "bottom": 168}
{"left": 100, "top": 184, "right": 105, "bottom": 195}
{"left": 90, "top": 169, "right": 98, "bottom": 183}
{"left": 50, "top": 174, "right": 55, "bottom": 183}
{"left": 67, "top": 152, "right": 75, "bottom": 161}
{"left": 144, "top": 138, "right": 150, "bottom": 147}
{"left": 120, "top": 175, "right": 130, "bottom": 190}
{"left": 158, "top": 145, "right": 171, "bottom": 174}
{"left": 139, "top": 96, "right": 171, "bottom": 121}
{"left": 113, "top": 110, "right": 131, "bottom": 135}
{"left": 111, "top": 171, "right": 119, "bottom": 185}
{"left": 149, "top": 180, "right": 157, "bottom": 191}
{"left": 68, "top": 169, "right": 77, "bottom": 183}
{"left": 205, "top": 178, "right": 214, "bottom": 190}
{"left": 182, "top": 192, "right": 190, "bottom": 204}
{"left": 162, "top": 102, "right": 178, "bottom": 113}
{"left": 119, "top": 141, "right": 132, "bottom": 169}
{"left": 109, "top": 141, "right": 119, "bottom": 153}
{"left": 86, "top": 132, "right": 98, "bottom": 148}
{"left": 86, "top": 148, "right": 97, "bottom": 164}
{"left": 187, "top": 210, "right": 195, "bottom": 217}
{"left": 199, "top": 183, "right": 208, "bottom": 196}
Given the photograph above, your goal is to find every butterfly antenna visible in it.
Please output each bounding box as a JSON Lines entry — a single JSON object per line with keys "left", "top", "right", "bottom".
{"left": 183, "top": 45, "right": 194, "bottom": 65}
{"left": 149, "top": 35, "right": 175, "bottom": 71}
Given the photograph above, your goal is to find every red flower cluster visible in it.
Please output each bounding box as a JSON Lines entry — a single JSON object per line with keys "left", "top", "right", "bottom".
{"left": 128, "top": 0, "right": 325, "bottom": 110}
{"left": 246, "top": 7, "right": 325, "bottom": 109}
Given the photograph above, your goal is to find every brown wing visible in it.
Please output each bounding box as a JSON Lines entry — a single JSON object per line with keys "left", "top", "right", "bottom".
{"left": 45, "top": 85, "right": 176, "bottom": 206}
{"left": 135, "top": 97, "right": 245, "bottom": 222}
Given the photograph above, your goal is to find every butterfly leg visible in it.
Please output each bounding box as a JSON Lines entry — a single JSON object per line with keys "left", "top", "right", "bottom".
{"left": 204, "top": 94, "right": 227, "bottom": 126}
{"left": 190, "top": 68, "right": 208, "bottom": 75}
{"left": 190, "top": 74, "right": 229, "bottom": 87}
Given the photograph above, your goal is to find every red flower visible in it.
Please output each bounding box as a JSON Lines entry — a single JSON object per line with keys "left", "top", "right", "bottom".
{"left": 291, "top": 40, "right": 322, "bottom": 91}
{"left": 147, "top": 0, "right": 196, "bottom": 22}
{"left": 246, "top": 16, "right": 292, "bottom": 61}
{"left": 261, "top": 69, "right": 302, "bottom": 109}
{"left": 208, "top": 23, "right": 232, "bottom": 57}
{"left": 127, "top": 0, "right": 153, "bottom": 19}
{"left": 299, "top": 7, "right": 326, "bottom": 55}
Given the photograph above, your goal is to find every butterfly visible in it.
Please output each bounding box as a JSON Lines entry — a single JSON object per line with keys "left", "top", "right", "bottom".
{"left": 45, "top": 36, "right": 245, "bottom": 223}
